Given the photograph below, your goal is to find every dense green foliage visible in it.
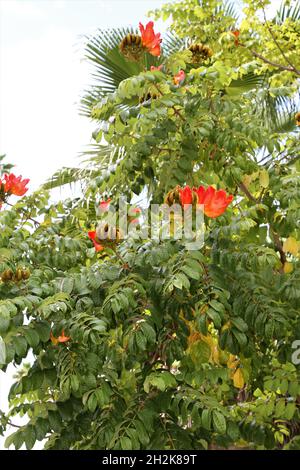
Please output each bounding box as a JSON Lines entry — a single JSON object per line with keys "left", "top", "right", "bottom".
{"left": 1, "top": 0, "right": 300, "bottom": 450}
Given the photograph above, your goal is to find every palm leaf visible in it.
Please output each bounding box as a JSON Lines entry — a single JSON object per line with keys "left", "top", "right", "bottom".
{"left": 215, "top": 0, "right": 240, "bottom": 21}
{"left": 43, "top": 144, "right": 125, "bottom": 190}
{"left": 81, "top": 27, "right": 188, "bottom": 117}
{"left": 275, "top": 0, "right": 300, "bottom": 24}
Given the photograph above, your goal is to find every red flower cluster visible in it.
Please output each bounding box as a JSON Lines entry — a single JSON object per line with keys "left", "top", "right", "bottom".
{"left": 1, "top": 173, "right": 29, "bottom": 196}
{"left": 173, "top": 70, "right": 186, "bottom": 85}
{"left": 88, "top": 231, "right": 104, "bottom": 252}
{"left": 194, "top": 186, "right": 233, "bottom": 218}
{"left": 139, "top": 21, "right": 162, "bottom": 57}
{"left": 50, "top": 330, "right": 70, "bottom": 345}
{"left": 179, "top": 185, "right": 233, "bottom": 218}
{"left": 0, "top": 173, "right": 29, "bottom": 208}
{"left": 231, "top": 30, "right": 240, "bottom": 46}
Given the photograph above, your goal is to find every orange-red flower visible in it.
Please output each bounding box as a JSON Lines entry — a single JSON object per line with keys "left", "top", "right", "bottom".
{"left": 88, "top": 231, "right": 104, "bottom": 252}
{"left": 4, "top": 173, "right": 29, "bottom": 196}
{"left": 58, "top": 330, "right": 70, "bottom": 343}
{"left": 193, "top": 185, "right": 233, "bottom": 218}
{"left": 179, "top": 186, "right": 194, "bottom": 206}
{"left": 231, "top": 30, "right": 240, "bottom": 46}
{"left": 50, "top": 330, "right": 70, "bottom": 345}
{"left": 174, "top": 70, "right": 186, "bottom": 85}
{"left": 139, "top": 21, "right": 162, "bottom": 56}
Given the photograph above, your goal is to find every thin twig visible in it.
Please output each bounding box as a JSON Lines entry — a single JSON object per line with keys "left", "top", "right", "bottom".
{"left": 172, "top": 106, "right": 185, "bottom": 121}
{"left": 7, "top": 420, "right": 21, "bottom": 429}
{"left": 238, "top": 181, "right": 286, "bottom": 270}
{"left": 250, "top": 50, "right": 299, "bottom": 75}
{"left": 238, "top": 182, "right": 258, "bottom": 203}
{"left": 260, "top": 2, "right": 300, "bottom": 75}
{"left": 5, "top": 201, "right": 41, "bottom": 226}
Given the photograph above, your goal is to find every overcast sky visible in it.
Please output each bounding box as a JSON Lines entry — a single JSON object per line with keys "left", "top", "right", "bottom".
{"left": 0, "top": 0, "right": 167, "bottom": 449}
{"left": 0, "top": 0, "right": 167, "bottom": 191}
{"left": 0, "top": 0, "right": 282, "bottom": 451}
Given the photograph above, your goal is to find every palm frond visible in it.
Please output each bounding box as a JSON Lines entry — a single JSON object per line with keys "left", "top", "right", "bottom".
{"left": 42, "top": 145, "right": 125, "bottom": 190}
{"left": 42, "top": 167, "right": 95, "bottom": 190}
{"left": 275, "top": 0, "right": 300, "bottom": 24}
{"left": 215, "top": 0, "right": 240, "bottom": 21}
{"left": 226, "top": 72, "right": 267, "bottom": 95}
{"left": 81, "top": 27, "right": 163, "bottom": 116}
{"left": 81, "top": 28, "right": 187, "bottom": 117}
{"left": 253, "top": 88, "right": 298, "bottom": 133}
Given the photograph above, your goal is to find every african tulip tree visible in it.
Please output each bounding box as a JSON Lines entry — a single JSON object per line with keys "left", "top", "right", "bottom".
{"left": 1, "top": 0, "right": 300, "bottom": 450}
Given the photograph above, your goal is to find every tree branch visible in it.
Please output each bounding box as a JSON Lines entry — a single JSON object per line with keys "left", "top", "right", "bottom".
{"left": 250, "top": 50, "right": 300, "bottom": 75}
{"left": 5, "top": 201, "right": 41, "bottom": 226}
{"left": 238, "top": 181, "right": 258, "bottom": 203}
{"left": 238, "top": 181, "right": 286, "bottom": 270}
{"left": 270, "top": 226, "right": 287, "bottom": 269}
{"left": 260, "top": 2, "right": 300, "bottom": 76}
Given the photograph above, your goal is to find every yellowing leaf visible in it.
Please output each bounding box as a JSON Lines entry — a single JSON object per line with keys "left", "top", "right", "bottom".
{"left": 233, "top": 368, "right": 245, "bottom": 389}
{"left": 221, "top": 321, "right": 231, "bottom": 332}
{"left": 283, "top": 237, "right": 299, "bottom": 256}
{"left": 283, "top": 262, "right": 293, "bottom": 274}
{"left": 259, "top": 169, "right": 269, "bottom": 188}
{"left": 227, "top": 354, "right": 239, "bottom": 370}
{"left": 187, "top": 331, "right": 202, "bottom": 346}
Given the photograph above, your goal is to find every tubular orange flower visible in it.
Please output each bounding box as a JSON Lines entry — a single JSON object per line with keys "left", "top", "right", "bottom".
{"left": 139, "top": 21, "right": 162, "bottom": 56}
{"left": 231, "top": 30, "right": 240, "bottom": 46}
{"left": 174, "top": 70, "right": 186, "bottom": 85}
{"left": 4, "top": 173, "right": 29, "bottom": 196}
{"left": 88, "top": 231, "right": 104, "bottom": 252}
{"left": 50, "top": 331, "right": 59, "bottom": 345}
{"left": 193, "top": 185, "right": 233, "bottom": 218}
{"left": 179, "top": 186, "right": 194, "bottom": 206}
{"left": 50, "top": 330, "right": 70, "bottom": 344}
{"left": 57, "top": 330, "right": 70, "bottom": 343}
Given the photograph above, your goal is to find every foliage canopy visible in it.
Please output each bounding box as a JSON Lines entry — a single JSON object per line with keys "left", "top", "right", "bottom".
{"left": 1, "top": 0, "right": 300, "bottom": 450}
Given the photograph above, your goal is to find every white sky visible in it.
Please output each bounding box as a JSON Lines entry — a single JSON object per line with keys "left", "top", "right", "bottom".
{"left": 0, "top": 0, "right": 167, "bottom": 449}
{"left": 0, "top": 0, "right": 167, "bottom": 190}
{"left": 0, "top": 0, "right": 283, "bottom": 451}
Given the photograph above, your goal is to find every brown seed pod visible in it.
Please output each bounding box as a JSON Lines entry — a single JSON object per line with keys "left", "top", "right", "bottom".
{"left": 164, "top": 186, "right": 181, "bottom": 206}
{"left": 295, "top": 112, "right": 300, "bottom": 126}
{"left": 0, "top": 269, "right": 14, "bottom": 282}
{"left": 119, "top": 34, "right": 144, "bottom": 62}
{"left": 188, "top": 43, "right": 213, "bottom": 64}
{"left": 15, "top": 268, "right": 23, "bottom": 282}
{"left": 139, "top": 91, "right": 160, "bottom": 104}
{"left": 96, "top": 223, "right": 122, "bottom": 245}
{"left": 21, "top": 268, "right": 31, "bottom": 280}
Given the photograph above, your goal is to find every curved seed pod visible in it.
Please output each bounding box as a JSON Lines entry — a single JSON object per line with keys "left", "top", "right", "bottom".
{"left": 0, "top": 269, "right": 14, "bottom": 282}
{"left": 21, "top": 268, "right": 31, "bottom": 280}
{"left": 96, "top": 223, "right": 122, "bottom": 244}
{"left": 119, "top": 34, "right": 144, "bottom": 61}
{"left": 15, "top": 268, "right": 23, "bottom": 282}
{"left": 188, "top": 43, "right": 213, "bottom": 64}
{"left": 139, "top": 91, "right": 160, "bottom": 104}
{"left": 164, "top": 186, "right": 181, "bottom": 206}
